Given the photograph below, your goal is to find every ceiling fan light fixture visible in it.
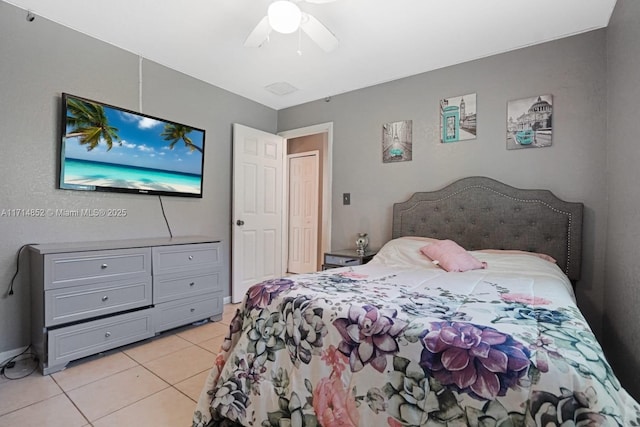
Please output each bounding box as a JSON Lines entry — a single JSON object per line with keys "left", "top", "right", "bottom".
{"left": 268, "top": 1, "right": 302, "bottom": 34}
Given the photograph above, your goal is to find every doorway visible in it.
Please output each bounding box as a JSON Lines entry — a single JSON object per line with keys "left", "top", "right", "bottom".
{"left": 231, "top": 123, "right": 332, "bottom": 302}
{"left": 287, "top": 151, "right": 319, "bottom": 274}
{"left": 280, "top": 123, "right": 332, "bottom": 274}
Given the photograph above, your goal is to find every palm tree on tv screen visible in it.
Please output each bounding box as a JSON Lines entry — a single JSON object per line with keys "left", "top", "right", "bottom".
{"left": 65, "top": 98, "right": 120, "bottom": 151}
{"left": 161, "top": 124, "right": 202, "bottom": 153}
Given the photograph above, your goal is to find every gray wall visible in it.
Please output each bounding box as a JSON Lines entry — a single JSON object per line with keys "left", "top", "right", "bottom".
{"left": 0, "top": 1, "right": 276, "bottom": 355}
{"left": 604, "top": 0, "right": 640, "bottom": 400}
{"left": 4, "top": 1, "right": 637, "bottom": 401}
{"left": 278, "top": 30, "right": 609, "bottom": 340}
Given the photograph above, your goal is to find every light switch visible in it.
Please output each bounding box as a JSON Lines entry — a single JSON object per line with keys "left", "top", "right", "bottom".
{"left": 343, "top": 193, "right": 351, "bottom": 205}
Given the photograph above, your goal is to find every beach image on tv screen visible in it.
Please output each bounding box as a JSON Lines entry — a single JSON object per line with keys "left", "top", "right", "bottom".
{"left": 61, "top": 96, "right": 204, "bottom": 195}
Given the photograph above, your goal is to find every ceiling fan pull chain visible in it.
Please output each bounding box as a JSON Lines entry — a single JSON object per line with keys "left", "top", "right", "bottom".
{"left": 297, "top": 27, "right": 303, "bottom": 56}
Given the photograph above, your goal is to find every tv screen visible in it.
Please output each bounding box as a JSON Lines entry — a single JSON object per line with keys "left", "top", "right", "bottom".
{"left": 59, "top": 93, "right": 205, "bottom": 198}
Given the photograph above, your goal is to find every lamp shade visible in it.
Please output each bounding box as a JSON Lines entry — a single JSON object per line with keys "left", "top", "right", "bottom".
{"left": 268, "top": 1, "right": 302, "bottom": 34}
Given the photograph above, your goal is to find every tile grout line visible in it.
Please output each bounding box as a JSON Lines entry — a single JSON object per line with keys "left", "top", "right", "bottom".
{"left": 89, "top": 362, "right": 207, "bottom": 424}
{"left": 49, "top": 375, "right": 93, "bottom": 426}
{"left": 52, "top": 358, "right": 151, "bottom": 424}
{"left": 51, "top": 352, "right": 168, "bottom": 425}
{"left": 82, "top": 361, "right": 172, "bottom": 425}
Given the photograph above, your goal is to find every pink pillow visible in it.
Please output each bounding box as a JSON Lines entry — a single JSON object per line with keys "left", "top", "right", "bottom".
{"left": 420, "top": 240, "right": 487, "bottom": 272}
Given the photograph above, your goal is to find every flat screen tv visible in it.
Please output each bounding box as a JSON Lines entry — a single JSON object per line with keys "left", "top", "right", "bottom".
{"left": 59, "top": 93, "right": 205, "bottom": 198}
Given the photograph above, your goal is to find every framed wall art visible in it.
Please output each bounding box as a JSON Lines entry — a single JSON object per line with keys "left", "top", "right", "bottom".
{"left": 507, "top": 94, "right": 553, "bottom": 149}
{"left": 382, "top": 120, "right": 412, "bottom": 163}
{"left": 440, "top": 93, "right": 477, "bottom": 143}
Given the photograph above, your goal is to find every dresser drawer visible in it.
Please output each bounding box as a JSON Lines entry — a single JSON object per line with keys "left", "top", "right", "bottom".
{"left": 152, "top": 243, "right": 222, "bottom": 275}
{"left": 44, "top": 248, "right": 151, "bottom": 290}
{"left": 46, "top": 308, "right": 154, "bottom": 372}
{"left": 153, "top": 271, "right": 221, "bottom": 304}
{"left": 45, "top": 278, "right": 152, "bottom": 327}
{"left": 154, "top": 293, "right": 222, "bottom": 333}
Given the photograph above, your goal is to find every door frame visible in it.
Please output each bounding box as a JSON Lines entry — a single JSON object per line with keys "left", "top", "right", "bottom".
{"left": 278, "top": 122, "right": 333, "bottom": 274}
{"left": 286, "top": 150, "right": 320, "bottom": 273}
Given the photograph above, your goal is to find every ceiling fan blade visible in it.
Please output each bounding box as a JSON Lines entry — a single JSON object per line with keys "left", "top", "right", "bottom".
{"left": 300, "top": 13, "right": 338, "bottom": 52}
{"left": 244, "top": 16, "right": 271, "bottom": 47}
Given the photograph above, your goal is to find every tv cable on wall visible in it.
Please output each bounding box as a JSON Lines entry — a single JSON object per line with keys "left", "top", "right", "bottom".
{"left": 158, "top": 195, "right": 173, "bottom": 238}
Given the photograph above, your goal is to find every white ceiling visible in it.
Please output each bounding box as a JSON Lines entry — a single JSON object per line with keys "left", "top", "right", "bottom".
{"left": 5, "top": 0, "right": 617, "bottom": 110}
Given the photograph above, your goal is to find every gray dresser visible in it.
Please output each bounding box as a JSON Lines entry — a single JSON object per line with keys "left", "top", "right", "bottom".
{"left": 29, "top": 236, "right": 224, "bottom": 374}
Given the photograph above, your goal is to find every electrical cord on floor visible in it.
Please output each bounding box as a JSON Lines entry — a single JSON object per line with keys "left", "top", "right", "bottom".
{"left": 0, "top": 345, "right": 38, "bottom": 380}
{"left": 158, "top": 195, "right": 173, "bottom": 238}
{"left": 6, "top": 243, "right": 37, "bottom": 297}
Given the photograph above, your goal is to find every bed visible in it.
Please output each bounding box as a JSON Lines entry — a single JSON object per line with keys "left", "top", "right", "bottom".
{"left": 193, "top": 176, "right": 640, "bottom": 427}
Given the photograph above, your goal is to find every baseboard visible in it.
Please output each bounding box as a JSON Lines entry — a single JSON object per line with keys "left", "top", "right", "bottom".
{"left": 223, "top": 296, "right": 231, "bottom": 305}
{"left": 0, "top": 346, "right": 29, "bottom": 365}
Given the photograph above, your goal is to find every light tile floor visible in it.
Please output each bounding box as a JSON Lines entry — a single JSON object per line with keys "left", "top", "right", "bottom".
{"left": 0, "top": 303, "right": 241, "bottom": 427}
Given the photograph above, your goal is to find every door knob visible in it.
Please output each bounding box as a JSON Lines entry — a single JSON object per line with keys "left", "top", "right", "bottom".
{"left": 236, "top": 220, "right": 245, "bottom": 226}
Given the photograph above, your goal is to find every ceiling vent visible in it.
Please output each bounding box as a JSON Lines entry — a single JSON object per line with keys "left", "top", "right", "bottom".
{"left": 264, "top": 81, "right": 298, "bottom": 96}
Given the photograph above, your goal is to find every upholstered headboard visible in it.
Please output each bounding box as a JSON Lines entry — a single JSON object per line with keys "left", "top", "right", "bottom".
{"left": 392, "top": 176, "right": 583, "bottom": 282}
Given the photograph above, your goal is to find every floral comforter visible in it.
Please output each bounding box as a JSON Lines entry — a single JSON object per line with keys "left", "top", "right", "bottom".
{"left": 193, "top": 237, "right": 640, "bottom": 426}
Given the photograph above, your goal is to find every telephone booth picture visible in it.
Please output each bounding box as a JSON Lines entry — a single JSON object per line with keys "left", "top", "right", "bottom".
{"left": 442, "top": 106, "right": 459, "bottom": 143}
{"left": 440, "top": 93, "right": 477, "bottom": 143}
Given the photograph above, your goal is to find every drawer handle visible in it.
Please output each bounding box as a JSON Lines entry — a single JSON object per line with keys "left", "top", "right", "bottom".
{"left": 101, "top": 295, "right": 109, "bottom": 302}
{"left": 105, "top": 331, "right": 112, "bottom": 338}
{"left": 189, "top": 282, "right": 195, "bottom": 287}
{"left": 188, "top": 255, "right": 194, "bottom": 260}
{"left": 101, "top": 263, "right": 108, "bottom": 269}
{"left": 190, "top": 308, "right": 196, "bottom": 312}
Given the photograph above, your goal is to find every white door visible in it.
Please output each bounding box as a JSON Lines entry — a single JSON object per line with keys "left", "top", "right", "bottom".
{"left": 287, "top": 152, "right": 319, "bottom": 273}
{"left": 279, "top": 123, "right": 334, "bottom": 269}
{"left": 232, "top": 124, "right": 284, "bottom": 303}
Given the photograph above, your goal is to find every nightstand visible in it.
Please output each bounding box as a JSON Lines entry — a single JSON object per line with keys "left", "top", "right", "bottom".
{"left": 322, "top": 249, "right": 377, "bottom": 270}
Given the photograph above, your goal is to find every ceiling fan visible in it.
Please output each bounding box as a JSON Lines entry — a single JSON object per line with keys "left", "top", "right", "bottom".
{"left": 244, "top": 0, "right": 339, "bottom": 53}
